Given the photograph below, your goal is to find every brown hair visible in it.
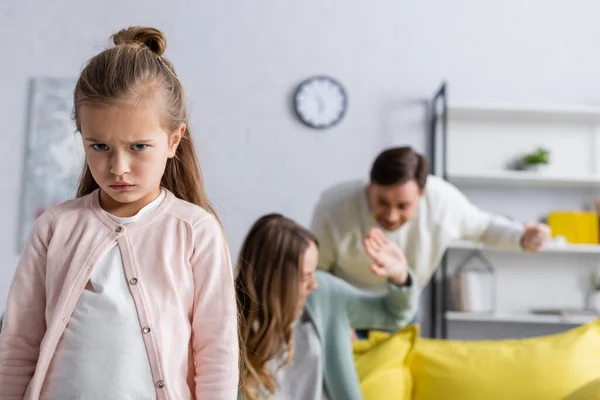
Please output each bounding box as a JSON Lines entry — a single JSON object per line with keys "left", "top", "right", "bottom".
{"left": 236, "top": 214, "right": 318, "bottom": 399}
{"left": 73, "top": 26, "right": 216, "bottom": 215}
{"left": 370, "top": 146, "right": 429, "bottom": 190}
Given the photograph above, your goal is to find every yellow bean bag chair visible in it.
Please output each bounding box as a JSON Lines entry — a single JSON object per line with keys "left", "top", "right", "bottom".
{"left": 353, "top": 324, "right": 417, "bottom": 400}
{"left": 562, "top": 377, "right": 600, "bottom": 400}
{"left": 353, "top": 319, "right": 600, "bottom": 400}
{"left": 409, "top": 319, "right": 600, "bottom": 400}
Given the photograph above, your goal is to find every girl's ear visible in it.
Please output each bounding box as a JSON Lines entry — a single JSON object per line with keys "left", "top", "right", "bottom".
{"left": 168, "top": 123, "right": 186, "bottom": 158}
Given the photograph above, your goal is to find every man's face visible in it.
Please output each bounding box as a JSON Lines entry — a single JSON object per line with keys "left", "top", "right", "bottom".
{"left": 367, "top": 180, "right": 423, "bottom": 232}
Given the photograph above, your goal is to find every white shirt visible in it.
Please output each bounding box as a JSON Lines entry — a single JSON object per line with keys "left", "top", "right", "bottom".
{"left": 42, "top": 190, "right": 166, "bottom": 400}
{"left": 270, "top": 313, "right": 329, "bottom": 400}
{"left": 311, "top": 176, "right": 524, "bottom": 292}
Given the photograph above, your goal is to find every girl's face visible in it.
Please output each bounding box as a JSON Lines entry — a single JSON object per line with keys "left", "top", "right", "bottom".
{"left": 79, "top": 103, "right": 184, "bottom": 217}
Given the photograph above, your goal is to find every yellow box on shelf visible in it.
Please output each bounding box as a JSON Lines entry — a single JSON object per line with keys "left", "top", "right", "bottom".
{"left": 547, "top": 211, "right": 599, "bottom": 244}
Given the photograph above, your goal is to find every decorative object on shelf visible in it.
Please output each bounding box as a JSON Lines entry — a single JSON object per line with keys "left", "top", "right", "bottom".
{"left": 594, "top": 198, "right": 600, "bottom": 241}
{"left": 519, "top": 147, "right": 550, "bottom": 171}
{"left": 529, "top": 309, "right": 599, "bottom": 328}
{"left": 530, "top": 308, "right": 599, "bottom": 317}
{"left": 591, "top": 292, "right": 600, "bottom": 313}
{"left": 587, "top": 269, "right": 600, "bottom": 312}
{"left": 544, "top": 235, "right": 568, "bottom": 248}
{"left": 293, "top": 75, "right": 347, "bottom": 129}
{"left": 547, "top": 211, "right": 599, "bottom": 244}
{"left": 449, "top": 250, "right": 496, "bottom": 313}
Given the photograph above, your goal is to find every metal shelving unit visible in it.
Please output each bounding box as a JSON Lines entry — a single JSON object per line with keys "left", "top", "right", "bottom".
{"left": 427, "top": 82, "right": 600, "bottom": 338}
{"left": 428, "top": 82, "right": 448, "bottom": 338}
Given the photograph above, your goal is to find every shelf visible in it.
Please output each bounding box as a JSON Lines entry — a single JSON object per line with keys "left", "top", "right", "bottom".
{"left": 447, "top": 171, "right": 600, "bottom": 188}
{"left": 448, "top": 103, "right": 600, "bottom": 123}
{"left": 449, "top": 240, "right": 600, "bottom": 255}
{"left": 446, "top": 311, "right": 597, "bottom": 325}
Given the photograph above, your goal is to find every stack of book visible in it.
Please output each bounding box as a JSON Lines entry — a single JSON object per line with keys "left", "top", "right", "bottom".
{"left": 547, "top": 211, "right": 599, "bottom": 244}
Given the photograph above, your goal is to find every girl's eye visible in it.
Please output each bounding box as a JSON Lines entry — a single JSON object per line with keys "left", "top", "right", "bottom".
{"left": 92, "top": 144, "right": 109, "bottom": 151}
{"left": 132, "top": 144, "right": 148, "bottom": 151}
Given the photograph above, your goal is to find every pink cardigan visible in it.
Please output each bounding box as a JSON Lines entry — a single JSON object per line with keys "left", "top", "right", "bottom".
{"left": 0, "top": 190, "right": 239, "bottom": 399}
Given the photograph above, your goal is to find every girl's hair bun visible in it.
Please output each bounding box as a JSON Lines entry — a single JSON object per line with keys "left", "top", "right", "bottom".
{"left": 111, "top": 26, "right": 167, "bottom": 56}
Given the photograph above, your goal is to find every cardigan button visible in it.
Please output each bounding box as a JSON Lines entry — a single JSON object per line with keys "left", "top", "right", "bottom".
{"left": 142, "top": 326, "right": 151, "bottom": 334}
{"left": 115, "top": 226, "right": 124, "bottom": 233}
{"left": 129, "top": 278, "right": 138, "bottom": 285}
{"left": 156, "top": 380, "right": 165, "bottom": 389}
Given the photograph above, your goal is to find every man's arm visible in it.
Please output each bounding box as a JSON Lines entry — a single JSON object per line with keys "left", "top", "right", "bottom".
{"left": 479, "top": 215, "right": 526, "bottom": 250}
{"left": 441, "top": 179, "right": 551, "bottom": 251}
{"left": 440, "top": 179, "right": 525, "bottom": 250}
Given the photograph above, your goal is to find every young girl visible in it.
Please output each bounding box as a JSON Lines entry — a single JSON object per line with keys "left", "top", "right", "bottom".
{"left": 0, "top": 26, "right": 239, "bottom": 399}
{"left": 236, "top": 214, "right": 419, "bottom": 400}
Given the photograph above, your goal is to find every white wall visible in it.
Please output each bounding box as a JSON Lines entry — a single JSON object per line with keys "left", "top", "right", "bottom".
{"left": 3, "top": 0, "right": 600, "bottom": 322}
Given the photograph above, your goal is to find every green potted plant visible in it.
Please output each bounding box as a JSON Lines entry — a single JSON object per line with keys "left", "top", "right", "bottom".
{"left": 521, "top": 147, "right": 550, "bottom": 171}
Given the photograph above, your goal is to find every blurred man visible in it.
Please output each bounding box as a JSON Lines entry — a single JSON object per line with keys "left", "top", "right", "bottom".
{"left": 312, "top": 146, "right": 550, "bottom": 295}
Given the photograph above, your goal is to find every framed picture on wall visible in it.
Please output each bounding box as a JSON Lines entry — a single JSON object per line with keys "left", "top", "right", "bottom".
{"left": 17, "top": 77, "right": 83, "bottom": 252}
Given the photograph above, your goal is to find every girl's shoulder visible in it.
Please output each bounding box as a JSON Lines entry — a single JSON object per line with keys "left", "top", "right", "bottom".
{"left": 23, "top": 194, "right": 93, "bottom": 247}
{"left": 48, "top": 194, "right": 91, "bottom": 215}
{"left": 36, "top": 193, "right": 93, "bottom": 227}
{"left": 166, "top": 195, "right": 219, "bottom": 230}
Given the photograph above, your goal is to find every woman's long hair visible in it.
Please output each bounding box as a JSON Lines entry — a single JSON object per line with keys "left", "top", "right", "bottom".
{"left": 236, "top": 214, "right": 317, "bottom": 398}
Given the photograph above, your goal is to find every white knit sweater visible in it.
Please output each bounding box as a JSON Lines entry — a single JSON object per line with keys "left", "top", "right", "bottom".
{"left": 311, "top": 175, "right": 524, "bottom": 292}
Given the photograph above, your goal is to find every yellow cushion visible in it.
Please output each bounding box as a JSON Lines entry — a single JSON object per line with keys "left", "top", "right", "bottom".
{"left": 353, "top": 324, "right": 418, "bottom": 400}
{"left": 563, "top": 377, "right": 600, "bottom": 400}
{"left": 410, "top": 319, "right": 600, "bottom": 400}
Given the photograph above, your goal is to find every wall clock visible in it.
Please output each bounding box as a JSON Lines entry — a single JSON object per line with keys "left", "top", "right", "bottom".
{"left": 293, "top": 76, "right": 347, "bottom": 129}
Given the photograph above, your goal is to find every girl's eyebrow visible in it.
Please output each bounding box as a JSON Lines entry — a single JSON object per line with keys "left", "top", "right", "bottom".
{"left": 125, "top": 139, "right": 155, "bottom": 145}
{"left": 83, "top": 138, "right": 155, "bottom": 144}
